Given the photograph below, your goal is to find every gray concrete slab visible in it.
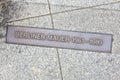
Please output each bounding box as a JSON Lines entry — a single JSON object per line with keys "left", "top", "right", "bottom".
{"left": 0, "top": 1, "right": 61, "bottom": 80}
{"left": 0, "top": 44, "right": 61, "bottom": 80}
{"left": 58, "top": 49, "right": 120, "bottom": 80}
{"left": 51, "top": 4, "right": 120, "bottom": 80}
{"left": 8, "top": 1, "right": 49, "bottom": 21}
{"left": 49, "top": 0, "right": 119, "bottom": 7}
{"left": 12, "top": 0, "right": 48, "bottom": 3}
{"left": 0, "top": 0, "right": 120, "bottom": 80}
{"left": 52, "top": 9, "right": 120, "bottom": 53}
{"left": 49, "top": 0, "right": 120, "bottom": 13}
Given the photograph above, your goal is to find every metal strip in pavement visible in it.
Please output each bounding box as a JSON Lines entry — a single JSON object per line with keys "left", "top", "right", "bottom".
{"left": 6, "top": 25, "right": 113, "bottom": 53}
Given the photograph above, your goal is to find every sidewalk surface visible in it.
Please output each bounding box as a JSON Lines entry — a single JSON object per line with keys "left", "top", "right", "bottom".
{"left": 0, "top": 0, "right": 120, "bottom": 80}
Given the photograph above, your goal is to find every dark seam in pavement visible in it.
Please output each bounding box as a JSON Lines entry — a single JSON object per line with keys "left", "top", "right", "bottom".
{"left": 47, "top": 0, "right": 64, "bottom": 80}
{"left": 7, "top": 1, "right": 120, "bottom": 23}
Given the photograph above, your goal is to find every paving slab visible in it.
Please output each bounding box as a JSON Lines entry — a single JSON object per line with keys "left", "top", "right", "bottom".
{"left": 7, "top": 0, "right": 49, "bottom": 21}
{"left": 49, "top": 0, "right": 120, "bottom": 13}
{"left": 52, "top": 9, "right": 120, "bottom": 53}
{"left": 52, "top": 9, "right": 120, "bottom": 80}
{"left": 0, "top": 44, "right": 61, "bottom": 80}
{"left": 58, "top": 49, "right": 120, "bottom": 80}
{"left": 0, "top": 0, "right": 120, "bottom": 80}
{"left": 0, "top": 1, "right": 61, "bottom": 80}
{"left": 49, "top": 0, "right": 119, "bottom": 7}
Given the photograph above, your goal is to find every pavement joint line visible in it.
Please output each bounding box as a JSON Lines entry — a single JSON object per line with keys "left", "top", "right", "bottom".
{"left": 56, "top": 48, "right": 64, "bottom": 80}
{"left": 47, "top": 0, "right": 55, "bottom": 29}
{"left": 47, "top": 0, "right": 64, "bottom": 80}
{"left": 7, "top": 1, "right": 120, "bottom": 23}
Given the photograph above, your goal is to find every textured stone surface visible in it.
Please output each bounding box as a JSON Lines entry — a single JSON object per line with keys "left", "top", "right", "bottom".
{"left": 12, "top": 0, "right": 48, "bottom": 3}
{"left": 96, "top": 3, "right": 120, "bottom": 10}
{"left": 49, "top": 0, "right": 119, "bottom": 7}
{"left": 8, "top": 1, "right": 49, "bottom": 21}
{"left": 52, "top": 5, "right": 120, "bottom": 80}
{"left": 52, "top": 9, "right": 120, "bottom": 54}
{"left": 0, "top": 44, "right": 61, "bottom": 80}
{"left": 49, "top": 0, "right": 120, "bottom": 13}
{"left": 0, "top": 1, "right": 61, "bottom": 80}
{"left": 58, "top": 49, "right": 120, "bottom": 80}
{"left": 0, "top": 15, "right": 52, "bottom": 43}
{"left": 0, "top": 0, "right": 120, "bottom": 80}
{"left": 0, "top": 0, "right": 11, "bottom": 43}
{"left": 9, "top": 16, "right": 52, "bottom": 28}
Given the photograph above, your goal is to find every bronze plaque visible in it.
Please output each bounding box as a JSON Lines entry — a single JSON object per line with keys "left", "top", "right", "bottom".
{"left": 6, "top": 25, "right": 113, "bottom": 53}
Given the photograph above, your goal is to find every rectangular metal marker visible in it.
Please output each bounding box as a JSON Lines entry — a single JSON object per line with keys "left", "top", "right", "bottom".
{"left": 6, "top": 25, "right": 113, "bottom": 53}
